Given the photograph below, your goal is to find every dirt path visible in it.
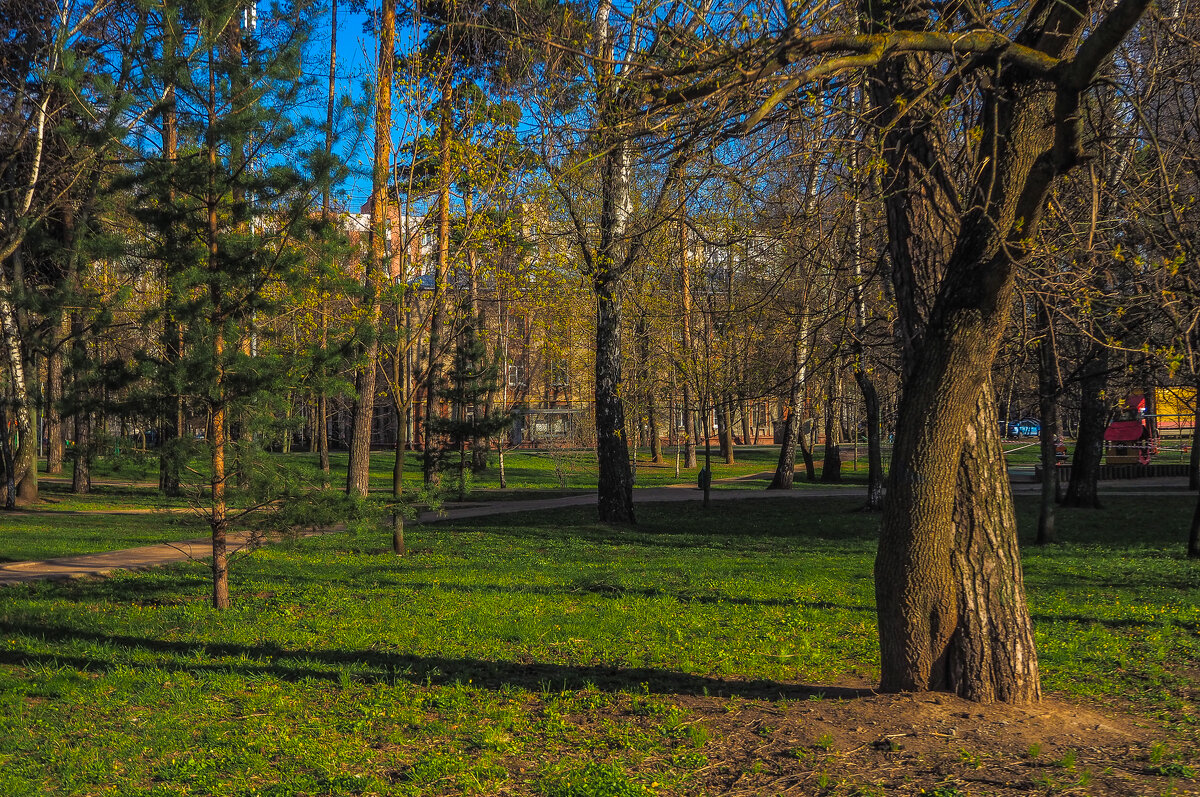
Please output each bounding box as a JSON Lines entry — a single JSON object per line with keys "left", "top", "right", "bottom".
{"left": 0, "top": 531, "right": 264, "bottom": 585}
{"left": 0, "top": 487, "right": 838, "bottom": 586}
{"left": 2, "top": 478, "right": 1192, "bottom": 587}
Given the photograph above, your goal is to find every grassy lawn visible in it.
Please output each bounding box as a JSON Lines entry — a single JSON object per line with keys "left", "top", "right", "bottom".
{"left": 41, "top": 446, "right": 877, "bottom": 495}
{"left": 0, "top": 510, "right": 204, "bottom": 563}
{"left": 0, "top": 480, "right": 206, "bottom": 562}
{"left": 0, "top": 495, "right": 1197, "bottom": 794}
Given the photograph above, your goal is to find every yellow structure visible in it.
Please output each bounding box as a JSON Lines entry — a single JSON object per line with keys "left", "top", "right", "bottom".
{"left": 1150, "top": 386, "right": 1196, "bottom": 436}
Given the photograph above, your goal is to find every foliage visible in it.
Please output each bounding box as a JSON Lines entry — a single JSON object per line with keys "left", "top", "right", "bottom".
{"left": 426, "top": 315, "right": 514, "bottom": 495}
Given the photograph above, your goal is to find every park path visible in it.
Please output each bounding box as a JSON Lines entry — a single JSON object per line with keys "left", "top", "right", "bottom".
{"left": 0, "top": 477, "right": 1193, "bottom": 587}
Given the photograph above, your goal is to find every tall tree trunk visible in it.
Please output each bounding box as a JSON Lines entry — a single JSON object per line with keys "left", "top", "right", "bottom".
{"left": 648, "top": 404, "right": 662, "bottom": 463}
{"left": 948, "top": 390, "right": 1041, "bottom": 701}
{"left": 317, "top": 0, "right": 336, "bottom": 486}
{"left": 345, "top": 0, "right": 394, "bottom": 497}
{"left": 392, "top": 313, "right": 408, "bottom": 499}
{"left": 739, "top": 395, "right": 751, "bottom": 447}
{"left": 854, "top": 369, "right": 884, "bottom": 507}
{"left": 592, "top": 0, "right": 636, "bottom": 524}
{"left": 0, "top": 280, "right": 36, "bottom": 504}
{"left": 317, "top": 361, "right": 330, "bottom": 484}
{"left": 850, "top": 125, "right": 883, "bottom": 509}
{"left": 423, "top": 90, "right": 452, "bottom": 486}
{"left": 1063, "top": 345, "right": 1107, "bottom": 507}
{"left": 718, "top": 399, "right": 734, "bottom": 464}
{"left": 879, "top": 360, "right": 1042, "bottom": 702}
{"left": 392, "top": 419, "right": 406, "bottom": 555}
{"left": 160, "top": 313, "right": 184, "bottom": 496}
{"left": 595, "top": 269, "right": 634, "bottom": 523}
{"left": 821, "top": 371, "right": 842, "bottom": 483}
{"left": 206, "top": 36, "right": 230, "bottom": 610}
{"left": 769, "top": 401, "right": 800, "bottom": 489}
{"left": 0, "top": 400, "right": 16, "bottom": 508}
{"left": 862, "top": 0, "right": 1147, "bottom": 701}
{"left": 158, "top": 35, "right": 185, "bottom": 496}
{"left": 770, "top": 306, "right": 810, "bottom": 489}
{"left": 800, "top": 382, "right": 818, "bottom": 481}
{"left": 1036, "top": 303, "right": 1059, "bottom": 545}
{"left": 209, "top": 333, "right": 230, "bottom": 610}
{"left": 679, "top": 217, "right": 697, "bottom": 469}
{"left": 70, "top": 310, "right": 90, "bottom": 495}
{"left": 46, "top": 336, "right": 63, "bottom": 474}
{"left": 635, "top": 316, "right": 662, "bottom": 464}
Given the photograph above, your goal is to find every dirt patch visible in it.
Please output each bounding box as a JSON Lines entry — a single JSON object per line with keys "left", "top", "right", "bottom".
{"left": 677, "top": 689, "right": 1195, "bottom": 795}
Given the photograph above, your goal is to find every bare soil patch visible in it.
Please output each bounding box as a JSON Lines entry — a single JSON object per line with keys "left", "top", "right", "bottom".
{"left": 672, "top": 688, "right": 1194, "bottom": 796}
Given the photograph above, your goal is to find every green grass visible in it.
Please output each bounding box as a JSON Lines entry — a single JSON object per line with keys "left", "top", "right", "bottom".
{"left": 42, "top": 445, "right": 875, "bottom": 497}
{"left": 0, "top": 504, "right": 204, "bottom": 563}
{"left": 0, "top": 495, "right": 1197, "bottom": 794}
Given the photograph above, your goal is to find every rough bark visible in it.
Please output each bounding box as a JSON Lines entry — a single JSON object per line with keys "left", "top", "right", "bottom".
{"left": 739, "top": 395, "right": 751, "bottom": 448}
{"left": 207, "top": 39, "right": 229, "bottom": 610}
{"left": 591, "top": 0, "right": 636, "bottom": 523}
{"left": 769, "top": 402, "right": 799, "bottom": 489}
{"left": 718, "top": 400, "right": 734, "bottom": 464}
{"left": 345, "top": 0, "right": 395, "bottom": 497}
{"left": 821, "top": 371, "right": 842, "bottom": 483}
{"left": 854, "top": 368, "right": 885, "bottom": 509}
{"left": 46, "top": 339, "right": 63, "bottom": 474}
{"left": 1063, "top": 345, "right": 1107, "bottom": 507}
{"left": 70, "top": 310, "right": 90, "bottom": 495}
{"left": 595, "top": 269, "right": 634, "bottom": 523}
{"left": 948, "top": 391, "right": 1042, "bottom": 702}
{"left": 210, "top": 336, "right": 230, "bottom": 610}
{"left": 770, "top": 308, "right": 810, "bottom": 489}
{"left": 865, "top": 0, "right": 1150, "bottom": 701}
{"left": 0, "top": 282, "right": 36, "bottom": 504}
{"left": 0, "top": 401, "right": 15, "bottom": 508}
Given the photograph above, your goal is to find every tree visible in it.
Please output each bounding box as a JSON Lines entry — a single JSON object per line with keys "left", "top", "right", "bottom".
{"left": 131, "top": 0, "right": 326, "bottom": 608}
{"left": 863, "top": 1, "right": 1150, "bottom": 701}
{"left": 0, "top": 0, "right": 151, "bottom": 505}
{"left": 641, "top": 0, "right": 1149, "bottom": 701}
{"left": 345, "top": 0, "right": 397, "bottom": 498}
{"left": 426, "top": 313, "right": 512, "bottom": 498}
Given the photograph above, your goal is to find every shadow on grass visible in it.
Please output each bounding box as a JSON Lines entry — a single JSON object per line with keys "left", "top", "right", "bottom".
{"left": 1030, "top": 612, "right": 1200, "bottom": 630}
{"left": 0, "top": 619, "right": 875, "bottom": 701}
{"left": 442, "top": 499, "right": 882, "bottom": 550}
{"left": 348, "top": 577, "right": 877, "bottom": 613}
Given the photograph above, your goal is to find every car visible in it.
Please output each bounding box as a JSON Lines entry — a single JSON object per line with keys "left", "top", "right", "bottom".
{"left": 1007, "top": 418, "right": 1041, "bottom": 438}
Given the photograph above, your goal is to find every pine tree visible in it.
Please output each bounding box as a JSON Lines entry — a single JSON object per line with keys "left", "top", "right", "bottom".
{"left": 426, "top": 310, "right": 512, "bottom": 500}
{"left": 129, "top": 0, "right": 327, "bottom": 609}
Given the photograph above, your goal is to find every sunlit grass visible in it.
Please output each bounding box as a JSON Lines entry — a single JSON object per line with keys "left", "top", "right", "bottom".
{"left": 0, "top": 495, "right": 1197, "bottom": 794}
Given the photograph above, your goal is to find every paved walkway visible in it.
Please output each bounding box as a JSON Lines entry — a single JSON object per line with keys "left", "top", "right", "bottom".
{"left": 1, "top": 477, "right": 1193, "bottom": 587}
